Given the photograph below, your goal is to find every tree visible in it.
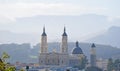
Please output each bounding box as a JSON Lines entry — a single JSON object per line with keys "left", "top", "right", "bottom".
{"left": 107, "top": 58, "right": 114, "bottom": 71}
{"left": 0, "top": 52, "right": 26, "bottom": 71}
{"left": 5, "top": 66, "right": 16, "bottom": 71}
{"left": 20, "top": 69, "right": 25, "bottom": 71}
{"left": 113, "top": 59, "right": 120, "bottom": 71}
{"left": 0, "top": 52, "right": 16, "bottom": 71}
{"left": 74, "top": 56, "right": 88, "bottom": 70}
{"left": 1, "top": 52, "right": 10, "bottom": 63}
{"left": 0, "top": 58, "right": 5, "bottom": 71}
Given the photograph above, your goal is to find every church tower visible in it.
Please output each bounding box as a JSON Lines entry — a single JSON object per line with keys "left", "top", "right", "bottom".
{"left": 61, "top": 27, "right": 68, "bottom": 54}
{"left": 40, "top": 27, "right": 48, "bottom": 53}
{"left": 90, "top": 43, "right": 96, "bottom": 67}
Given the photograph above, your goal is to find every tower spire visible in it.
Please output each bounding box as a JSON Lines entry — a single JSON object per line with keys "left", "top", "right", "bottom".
{"left": 62, "top": 26, "right": 67, "bottom": 36}
{"left": 90, "top": 43, "right": 96, "bottom": 67}
{"left": 43, "top": 26, "right": 45, "bottom": 33}
{"left": 76, "top": 41, "right": 79, "bottom": 47}
{"left": 61, "top": 26, "right": 68, "bottom": 54}
{"left": 42, "top": 26, "right": 47, "bottom": 36}
{"left": 41, "top": 26, "right": 47, "bottom": 53}
{"left": 64, "top": 26, "right": 66, "bottom": 32}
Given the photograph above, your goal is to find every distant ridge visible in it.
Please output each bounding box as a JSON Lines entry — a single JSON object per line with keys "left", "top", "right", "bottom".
{"left": 0, "top": 42, "right": 120, "bottom": 63}
{"left": 88, "top": 26, "right": 120, "bottom": 48}
{"left": 0, "top": 14, "right": 120, "bottom": 47}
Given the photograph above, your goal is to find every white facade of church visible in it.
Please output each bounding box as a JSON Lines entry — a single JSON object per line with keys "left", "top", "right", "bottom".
{"left": 39, "top": 27, "right": 85, "bottom": 66}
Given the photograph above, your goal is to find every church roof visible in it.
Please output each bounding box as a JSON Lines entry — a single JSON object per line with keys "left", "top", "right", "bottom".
{"left": 42, "top": 32, "right": 47, "bottom": 36}
{"left": 91, "top": 43, "right": 96, "bottom": 48}
{"left": 62, "top": 32, "right": 67, "bottom": 36}
{"left": 72, "top": 41, "right": 83, "bottom": 54}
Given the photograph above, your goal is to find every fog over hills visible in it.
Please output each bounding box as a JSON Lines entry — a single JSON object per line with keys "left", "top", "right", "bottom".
{"left": 0, "top": 30, "right": 39, "bottom": 45}
{"left": 88, "top": 26, "right": 120, "bottom": 48}
{"left": 0, "top": 14, "right": 120, "bottom": 47}
{"left": 0, "top": 14, "right": 120, "bottom": 63}
{"left": 1, "top": 26, "right": 120, "bottom": 48}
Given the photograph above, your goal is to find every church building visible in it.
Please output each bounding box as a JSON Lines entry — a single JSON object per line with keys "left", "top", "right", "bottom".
{"left": 39, "top": 27, "right": 85, "bottom": 67}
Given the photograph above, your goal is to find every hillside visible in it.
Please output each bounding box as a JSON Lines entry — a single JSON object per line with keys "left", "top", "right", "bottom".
{"left": 0, "top": 42, "right": 120, "bottom": 63}
{"left": 88, "top": 26, "right": 120, "bottom": 48}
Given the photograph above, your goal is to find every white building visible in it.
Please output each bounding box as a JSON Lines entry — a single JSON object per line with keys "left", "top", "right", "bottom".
{"left": 96, "top": 58, "right": 108, "bottom": 71}
{"left": 39, "top": 27, "right": 85, "bottom": 67}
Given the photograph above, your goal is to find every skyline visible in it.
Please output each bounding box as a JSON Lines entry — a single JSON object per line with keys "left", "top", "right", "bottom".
{"left": 0, "top": 1, "right": 120, "bottom": 70}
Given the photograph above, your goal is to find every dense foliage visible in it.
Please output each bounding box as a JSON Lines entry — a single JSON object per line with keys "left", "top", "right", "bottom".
{"left": 0, "top": 52, "right": 26, "bottom": 71}
{"left": 0, "top": 52, "right": 16, "bottom": 71}
{"left": 73, "top": 56, "right": 88, "bottom": 70}
{"left": 107, "top": 58, "right": 120, "bottom": 71}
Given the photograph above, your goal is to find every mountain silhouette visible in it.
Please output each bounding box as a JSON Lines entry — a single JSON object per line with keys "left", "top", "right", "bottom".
{"left": 88, "top": 26, "right": 120, "bottom": 48}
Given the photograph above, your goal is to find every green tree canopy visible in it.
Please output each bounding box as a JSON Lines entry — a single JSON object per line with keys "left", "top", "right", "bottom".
{"left": 0, "top": 52, "right": 16, "bottom": 71}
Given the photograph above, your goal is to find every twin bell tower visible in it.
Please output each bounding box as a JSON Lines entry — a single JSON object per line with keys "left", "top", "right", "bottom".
{"left": 40, "top": 27, "right": 68, "bottom": 54}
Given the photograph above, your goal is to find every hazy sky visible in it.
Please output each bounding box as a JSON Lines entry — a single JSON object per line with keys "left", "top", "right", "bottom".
{"left": 0, "top": 0, "right": 120, "bottom": 43}
{"left": 0, "top": 0, "right": 120, "bottom": 18}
